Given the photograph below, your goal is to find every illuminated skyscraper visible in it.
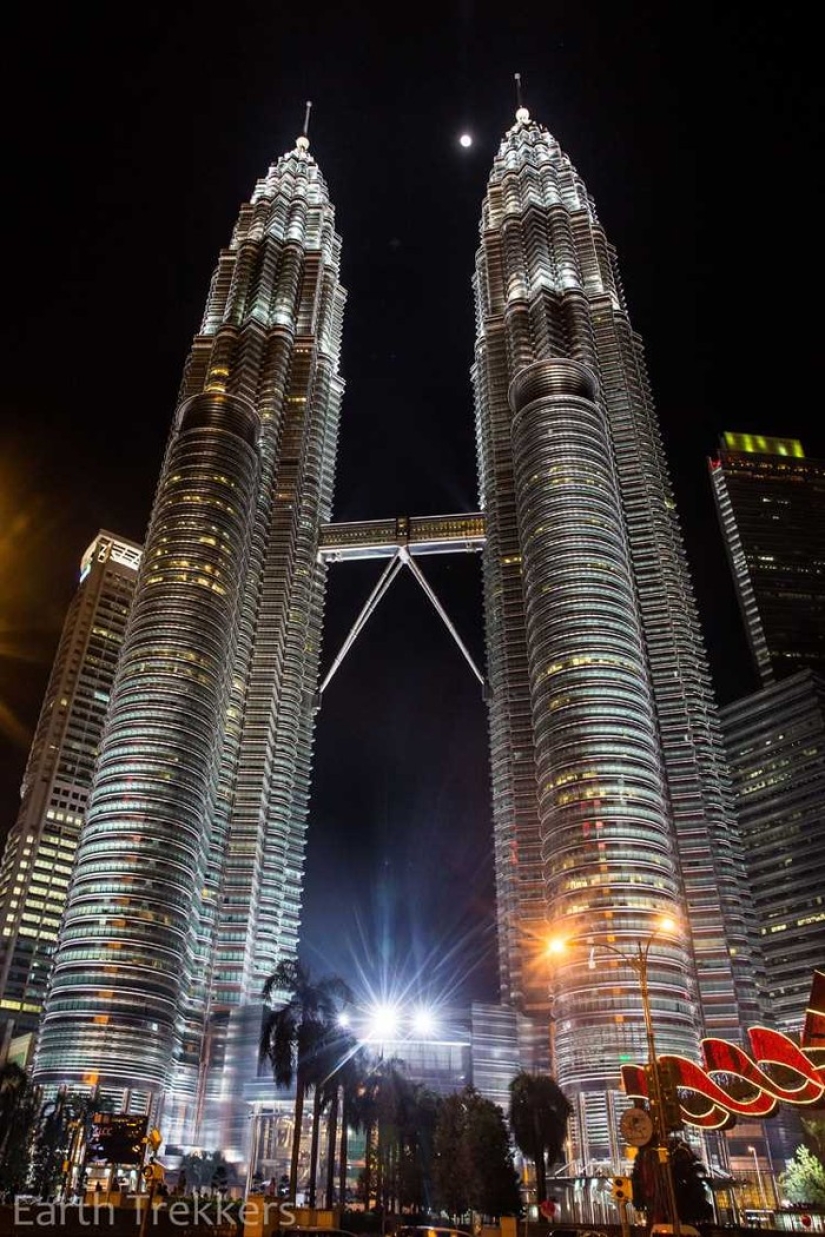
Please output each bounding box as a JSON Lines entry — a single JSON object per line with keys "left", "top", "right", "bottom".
{"left": 709, "top": 432, "right": 825, "bottom": 686}
{"left": 34, "top": 129, "right": 345, "bottom": 1142}
{"left": 0, "top": 532, "right": 141, "bottom": 1041}
{"left": 721, "top": 670, "right": 825, "bottom": 1035}
{"left": 28, "top": 103, "right": 764, "bottom": 1170}
{"left": 472, "top": 105, "right": 761, "bottom": 1158}
{"left": 711, "top": 434, "right": 825, "bottom": 1036}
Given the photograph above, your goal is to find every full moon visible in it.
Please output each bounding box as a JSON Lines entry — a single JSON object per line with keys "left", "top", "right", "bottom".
{"left": 459, "top": 133, "right": 473, "bottom": 148}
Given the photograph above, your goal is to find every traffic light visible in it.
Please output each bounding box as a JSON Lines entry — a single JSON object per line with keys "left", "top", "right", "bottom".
{"left": 612, "top": 1176, "right": 633, "bottom": 1203}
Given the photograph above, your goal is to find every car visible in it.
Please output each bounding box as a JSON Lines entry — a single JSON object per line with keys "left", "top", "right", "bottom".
{"left": 279, "top": 1229, "right": 354, "bottom": 1236}
{"left": 397, "top": 1227, "right": 468, "bottom": 1237}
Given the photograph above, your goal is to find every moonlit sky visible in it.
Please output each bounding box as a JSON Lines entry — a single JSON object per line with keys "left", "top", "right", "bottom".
{"left": 1, "top": 1, "right": 822, "bottom": 1006}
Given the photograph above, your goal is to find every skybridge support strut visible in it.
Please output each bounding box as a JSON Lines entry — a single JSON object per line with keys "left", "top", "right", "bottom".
{"left": 317, "top": 551, "right": 405, "bottom": 697}
{"left": 401, "top": 549, "right": 485, "bottom": 688}
{"left": 316, "top": 519, "right": 487, "bottom": 704}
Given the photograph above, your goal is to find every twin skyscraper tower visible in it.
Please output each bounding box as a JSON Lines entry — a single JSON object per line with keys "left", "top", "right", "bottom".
{"left": 32, "top": 106, "right": 760, "bottom": 1159}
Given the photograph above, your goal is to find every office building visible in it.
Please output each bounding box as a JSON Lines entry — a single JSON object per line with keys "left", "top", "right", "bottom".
{"left": 0, "top": 532, "right": 140, "bottom": 1038}
{"left": 471, "top": 105, "right": 762, "bottom": 1160}
{"left": 712, "top": 435, "right": 825, "bottom": 1032}
{"left": 722, "top": 672, "right": 825, "bottom": 1034}
{"left": 33, "top": 128, "right": 345, "bottom": 1148}
{"left": 709, "top": 432, "right": 825, "bottom": 686}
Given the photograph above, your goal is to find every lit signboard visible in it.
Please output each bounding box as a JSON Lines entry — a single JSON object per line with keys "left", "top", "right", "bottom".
{"left": 85, "top": 1113, "right": 148, "bottom": 1165}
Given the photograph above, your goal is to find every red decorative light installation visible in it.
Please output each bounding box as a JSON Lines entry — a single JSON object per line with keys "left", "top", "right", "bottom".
{"left": 622, "top": 1024, "right": 825, "bottom": 1129}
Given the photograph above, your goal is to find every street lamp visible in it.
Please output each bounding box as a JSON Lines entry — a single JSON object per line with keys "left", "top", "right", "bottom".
{"left": 549, "top": 918, "right": 682, "bottom": 1237}
{"left": 748, "top": 1145, "right": 768, "bottom": 1211}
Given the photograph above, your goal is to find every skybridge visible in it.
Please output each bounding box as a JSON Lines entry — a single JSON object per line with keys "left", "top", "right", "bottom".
{"left": 316, "top": 513, "right": 487, "bottom": 698}
{"left": 317, "top": 512, "right": 486, "bottom": 562}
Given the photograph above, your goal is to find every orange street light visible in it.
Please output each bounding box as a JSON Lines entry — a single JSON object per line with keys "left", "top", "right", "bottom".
{"left": 547, "top": 916, "right": 682, "bottom": 1237}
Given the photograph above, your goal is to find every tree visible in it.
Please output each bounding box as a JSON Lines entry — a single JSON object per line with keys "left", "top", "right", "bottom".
{"left": 433, "top": 1091, "right": 474, "bottom": 1217}
{"left": 259, "top": 959, "right": 352, "bottom": 1201}
{"left": 671, "top": 1142, "right": 713, "bottom": 1224}
{"left": 305, "top": 1020, "right": 356, "bottom": 1206}
{"left": 802, "top": 1116, "right": 825, "bottom": 1168}
{"left": 781, "top": 1146, "right": 825, "bottom": 1207}
{"left": 350, "top": 1060, "right": 380, "bottom": 1209}
{"left": 433, "top": 1086, "right": 520, "bottom": 1220}
{"left": 508, "top": 1070, "right": 571, "bottom": 1205}
{"left": 178, "top": 1150, "right": 237, "bottom": 1193}
{"left": 337, "top": 1043, "right": 371, "bottom": 1208}
{"left": 30, "top": 1088, "right": 73, "bottom": 1199}
{"left": 467, "top": 1090, "right": 522, "bottom": 1218}
{"left": 631, "top": 1140, "right": 712, "bottom": 1225}
{"left": 0, "top": 1064, "right": 39, "bottom": 1196}
{"left": 318, "top": 1031, "right": 360, "bottom": 1206}
{"left": 373, "top": 1057, "right": 412, "bottom": 1213}
{"left": 396, "top": 1083, "right": 440, "bottom": 1213}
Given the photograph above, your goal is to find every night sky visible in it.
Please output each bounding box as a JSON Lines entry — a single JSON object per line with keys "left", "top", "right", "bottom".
{"left": 1, "top": 3, "right": 822, "bottom": 1011}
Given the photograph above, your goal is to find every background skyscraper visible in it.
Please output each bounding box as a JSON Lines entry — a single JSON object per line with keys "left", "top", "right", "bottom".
{"left": 709, "top": 433, "right": 825, "bottom": 686}
{"left": 712, "top": 433, "right": 825, "bottom": 1039}
{"left": 33, "top": 133, "right": 346, "bottom": 1146}
{"left": 721, "top": 671, "right": 825, "bottom": 1035}
{"left": 472, "top": 106, "right": 762, "bottom": 1160}
{"left": 0, "top": 532, "right": 140, "bottom": 1045}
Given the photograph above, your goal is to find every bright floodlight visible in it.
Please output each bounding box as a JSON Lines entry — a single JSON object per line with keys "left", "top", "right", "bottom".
{"left": 337, "top": 1011, "right": 351, "bottom": 1028}
{"left": 459, "top": 133, "right": 473, "bottom": 148}
{"left": 658, "top": 915, "right": 678, "bottom": 935}
{"left": 412, "top": 1007, "right": 437, "bottom": 1037}
{"left": 546, "top": 937, "right": 566, "bottom": 956}
{"left": 368, "top": 1004, "right": 400, "bottom": 1041}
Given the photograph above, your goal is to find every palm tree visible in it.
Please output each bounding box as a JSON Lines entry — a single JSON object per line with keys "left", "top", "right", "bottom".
{"left": 321, "top": 1063, "right": 340, "bottom": 1207}
{"left": 350, "top": 1062, "right": 381, "bottom": 1209}
{"left": 349, "top": 1053, "right": 413, "bottom": 1214}
{"left": 305, "top": 1021, "right": 356, "bottom": 1206}
{"left": 375, "top": 1058, "right": 422, "bottom": 1214}
{"left": 508, "top": 1070, "right": 571, "bottom": 1206}
{"left": 259, "top": 959, "right": 352, "bottom": 1201}
{"left": 337, "top": 1043, "right": 371, "bottom": 1209}
{"left": 374, "top": 1058, "right": 406, "bottom": 1212}
{"left": 317, "top": 1027, "right": 360, "bottom": 1207}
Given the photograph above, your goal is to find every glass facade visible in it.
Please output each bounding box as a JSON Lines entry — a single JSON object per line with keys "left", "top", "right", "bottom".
{"left": 33, "top": 135, "right": 346, "bottom": 1139}
{"left": 0, "top": 533, "right": 140, "bottom": 1038}
{"left": 709, "top": 435, "right": 825, "bottom": 685}
{"left": 35, "top": 394, "right": 261, "bottom": 1093}
{"left": 472, "top": 108, "right": 761, "bottom": 1159}
{"left": 712, "top": 433, "right": 825, "bottom": 1047}
{"left": 721, "top": 671, "right": 825, "bottom": 1035}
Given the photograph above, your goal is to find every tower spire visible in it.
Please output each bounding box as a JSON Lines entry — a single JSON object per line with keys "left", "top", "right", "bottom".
{"left": 297, "top": 100, "right": 312, "bottom": 151}
{"left": 514, "top": 72, "right": 530, "bottom": 123}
